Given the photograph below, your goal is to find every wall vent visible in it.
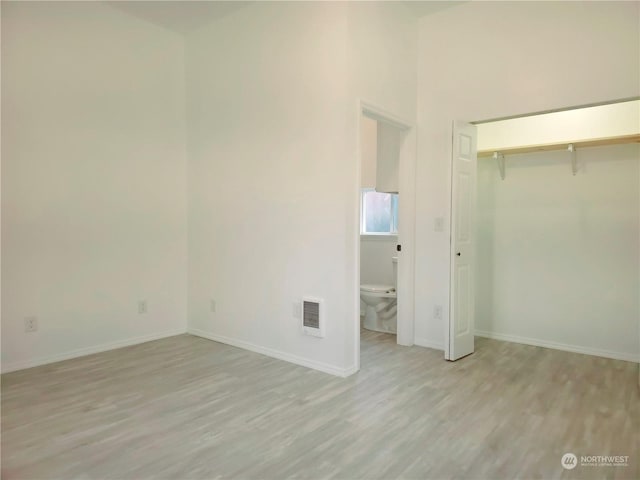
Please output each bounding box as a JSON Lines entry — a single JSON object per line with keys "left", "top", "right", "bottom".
{"left": 302, "top": 297, "right": 325, "bottom": 338}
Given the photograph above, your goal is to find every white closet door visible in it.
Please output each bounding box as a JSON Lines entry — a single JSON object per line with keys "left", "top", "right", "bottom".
{"left": 448, "top": 121, "right": 477, "bottom": 361}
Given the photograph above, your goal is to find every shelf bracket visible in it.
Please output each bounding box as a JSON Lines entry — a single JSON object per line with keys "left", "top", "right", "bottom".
{"left": 493, "top": 151, "right": 506, "bottom": 180}
{"left": 568, "top": 143, "right": 577, "bottom": 176}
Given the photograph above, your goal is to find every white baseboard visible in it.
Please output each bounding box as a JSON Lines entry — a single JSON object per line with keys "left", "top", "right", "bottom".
{"left": 1, "top": 328, "right": 187, "bottom": 374}
{"left": 188, "top": 328, "right": 359, "bottom": 378}
{"left": 474, "top": 329, "right": 640, "bottom": 363}
{"left": 414, "top": 337, "right": 444, "bottom": 351}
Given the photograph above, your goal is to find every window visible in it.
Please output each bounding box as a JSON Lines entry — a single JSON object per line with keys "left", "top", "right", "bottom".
{"left": 360, "top": 189, "right": 398, "bottom": 235}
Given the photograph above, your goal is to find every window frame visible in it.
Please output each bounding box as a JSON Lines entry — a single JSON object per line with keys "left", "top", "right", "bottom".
{"left": 360, "top": 188, "right": 399, "bottom": 237}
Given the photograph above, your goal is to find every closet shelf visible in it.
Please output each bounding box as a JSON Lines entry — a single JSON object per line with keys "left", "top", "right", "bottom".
{"left": 477, "top": 133, "right": 640, "bottom": 158}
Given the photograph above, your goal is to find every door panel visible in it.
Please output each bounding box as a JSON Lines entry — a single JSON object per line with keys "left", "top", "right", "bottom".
{"left": 448, "top": 121, "right": 477, "bottom": 360}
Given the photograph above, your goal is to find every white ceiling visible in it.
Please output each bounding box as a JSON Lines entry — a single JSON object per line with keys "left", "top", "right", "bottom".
{"left": 108, "top": 1, "right": 254, "bottom": 34}
{"left": 108, "top": 1, "right": 466, "bottom": 35}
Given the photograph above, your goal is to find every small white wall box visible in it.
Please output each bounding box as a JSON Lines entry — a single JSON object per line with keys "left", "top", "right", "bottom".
{"left": 302, "top": 296, "right": 325, "bottom": 338}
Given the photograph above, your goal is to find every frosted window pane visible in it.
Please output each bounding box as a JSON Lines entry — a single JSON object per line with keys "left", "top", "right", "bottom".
{"left": 364, "top": 191, "right": 392, "bottom": 233}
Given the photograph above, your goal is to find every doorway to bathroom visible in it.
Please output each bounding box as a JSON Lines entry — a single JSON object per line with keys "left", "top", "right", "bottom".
{"left": 355, "top": 101, "right": 416, "bottom": 369}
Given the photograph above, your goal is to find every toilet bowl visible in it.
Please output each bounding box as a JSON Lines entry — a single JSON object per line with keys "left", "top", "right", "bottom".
{"left": 360, "top": 285, "right": 397, "bottom": 333}
{"left": 360, "top": 256, "right": 398, "bottom": 334}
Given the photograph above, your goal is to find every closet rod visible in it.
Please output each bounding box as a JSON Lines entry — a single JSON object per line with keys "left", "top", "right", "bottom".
{"left": 477, "top": 133, "right": 640, "bottom": 158}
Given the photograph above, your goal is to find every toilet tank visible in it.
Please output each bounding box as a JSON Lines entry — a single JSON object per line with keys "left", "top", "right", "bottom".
{"left": 392, "top": 256, "right": 398, "bottom": 289}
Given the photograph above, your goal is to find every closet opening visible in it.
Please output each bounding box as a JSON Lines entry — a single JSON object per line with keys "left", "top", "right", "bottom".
{"left": 450, "top": 98, "right": 640, "bottom": 364}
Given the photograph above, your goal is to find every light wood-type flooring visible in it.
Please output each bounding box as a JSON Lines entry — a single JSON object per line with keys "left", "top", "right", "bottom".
{"left": 2, "top": 330, "right": 639, "bottom": 479}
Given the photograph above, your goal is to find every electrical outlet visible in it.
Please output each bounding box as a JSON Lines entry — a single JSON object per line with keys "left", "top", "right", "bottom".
{"left": 433, "top": 305, "right": 443, "bottom": 320}
{"left": 210, "top": 299, "right": 216, "bottom": 313}
{"left": 292, "top": 301, "right": 301, "bottom": 320}
{"left": 24, "top": 316, "right": 38, "bottom": 333}
{"left": 138, "top": 300, "right": 147, "bottom": 314}
{"left": 434, "top": 217, "right": 445, "bottom": 232}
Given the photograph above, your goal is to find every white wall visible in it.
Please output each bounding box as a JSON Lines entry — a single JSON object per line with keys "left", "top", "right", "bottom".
{"left": 1, "top": 2, "right": 188, "bottom": 371}
{"left": 347, "top": 3, "right": 417, "bottom": 124}
{"left": 360, "top": 237, "right": 397, "bottom": 286}
{"left": 185, "top": 2, "right": 356, "bottom": 375}
{"left": 477, "top": 144, "right": 639, "bottom": 361}
{"left": 416, "top": 1, "right": 640, "bottom": 351}
{"left": 360, "top": 115, "right": 377, "bottom": 188}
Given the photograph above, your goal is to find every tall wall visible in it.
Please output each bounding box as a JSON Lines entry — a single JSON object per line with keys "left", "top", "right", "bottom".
{"left": 185, "top": 2, "right": 356, "bottom": 375}
{"left": 416, "top": 1, "right": 640, "bottom": 352}
{"left": 1, "top": 2, "right": 188, "bottom": 371}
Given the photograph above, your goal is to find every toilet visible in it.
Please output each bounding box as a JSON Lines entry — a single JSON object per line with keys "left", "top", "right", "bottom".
{"left": 360, "top": 256, "right": 398, "bottom": 334}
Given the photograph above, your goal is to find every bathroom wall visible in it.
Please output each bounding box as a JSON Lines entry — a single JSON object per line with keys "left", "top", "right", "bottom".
{"left": 361, "top": 115, "right": 377, "bottom": 189}
{"left": 1, "top": 1, "right": 188, "bottom": 371}
{"left": 416, "top": 0, "right": 640, "bottom": 351}
{"left": 476, "top": 144, "right": 639, "bottom": 361}
{"left": 360, "top": 237, "right": 397, "bottom": 286}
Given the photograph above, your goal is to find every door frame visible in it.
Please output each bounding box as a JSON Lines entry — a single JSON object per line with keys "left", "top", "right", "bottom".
{"left": 353, "top": 99, "right": 417, "bottom": 370}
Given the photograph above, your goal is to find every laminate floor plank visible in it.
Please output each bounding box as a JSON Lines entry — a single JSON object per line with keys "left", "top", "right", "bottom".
{"left": 2, "top": 331, "right": 638, "bottom": 479}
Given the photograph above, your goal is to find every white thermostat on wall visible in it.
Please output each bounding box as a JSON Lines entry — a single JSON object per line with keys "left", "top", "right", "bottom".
{"left": 302, "top": 296, "right": 325, "bottom": 338}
